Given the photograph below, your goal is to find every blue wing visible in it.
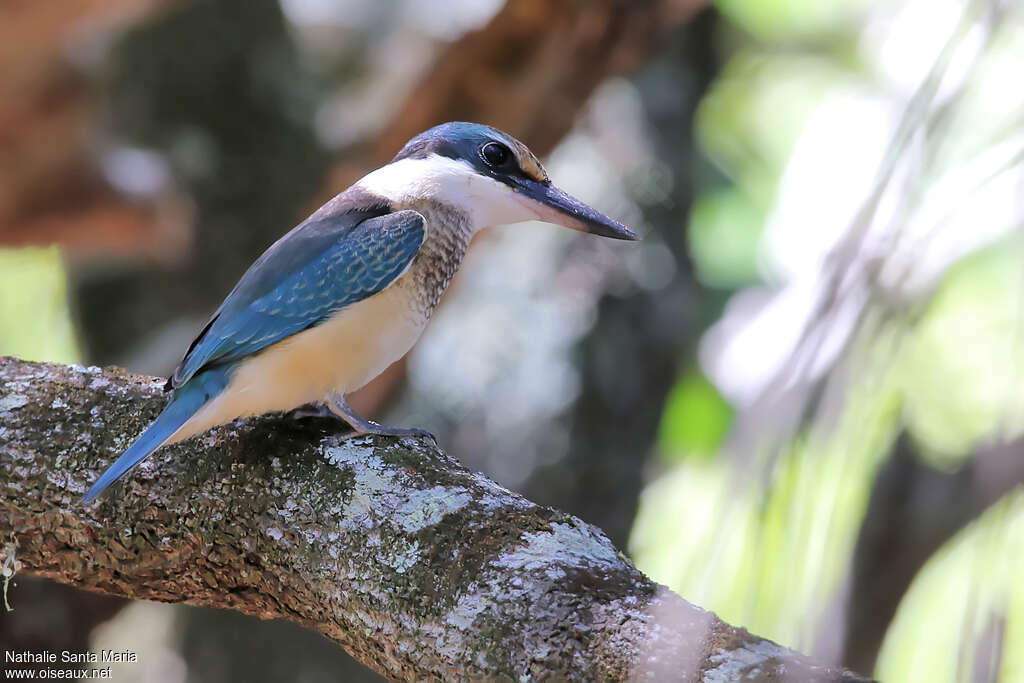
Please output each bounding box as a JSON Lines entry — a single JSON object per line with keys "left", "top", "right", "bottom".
{"left": 170, "top": 208, "right": 426, "bottom": 388}
{"left": 84, "top": 206, "right": 425, "bottom": 502}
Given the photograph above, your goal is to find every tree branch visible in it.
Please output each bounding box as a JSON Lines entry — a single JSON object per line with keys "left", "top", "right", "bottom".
{"left": 0, "top": 357, "right": 868, "bottom": 682}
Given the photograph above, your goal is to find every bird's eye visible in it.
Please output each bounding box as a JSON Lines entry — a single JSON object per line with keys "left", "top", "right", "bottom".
{"left": 480, "top": 142, "right": 512, "bottom": 168}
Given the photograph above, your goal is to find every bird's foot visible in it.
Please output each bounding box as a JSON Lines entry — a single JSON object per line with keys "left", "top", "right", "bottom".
{"left": 324, "top": 391, "right": 437, "bottom": 445}
{"left": 336, "top": 422, "right": 437, "bottom": 446}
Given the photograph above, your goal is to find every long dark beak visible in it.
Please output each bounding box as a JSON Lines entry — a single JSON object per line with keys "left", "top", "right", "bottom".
{"left": 511, "top": 177, "right": 639, "bottom": 240}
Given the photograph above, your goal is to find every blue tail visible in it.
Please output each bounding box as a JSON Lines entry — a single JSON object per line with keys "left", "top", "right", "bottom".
{"left": 83, "top": 370, "right": 229, "bottom": 503}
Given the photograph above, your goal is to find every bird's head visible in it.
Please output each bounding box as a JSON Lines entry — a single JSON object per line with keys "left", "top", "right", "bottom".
{"left": 358, "top": 122, "right": 638, "bottom": 240}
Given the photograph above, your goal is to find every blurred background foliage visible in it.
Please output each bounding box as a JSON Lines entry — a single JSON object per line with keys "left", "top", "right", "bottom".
{"left": 1, "top": 0, "right": 1022, "bottom": 680}
{"left": 0, "top": 249, "right": 79, "bottom": 363}
{"left": 633, "top": 0, "right": 1024, "bottom": 679}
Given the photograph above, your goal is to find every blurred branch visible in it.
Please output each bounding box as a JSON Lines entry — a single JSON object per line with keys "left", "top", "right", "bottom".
{"left": 324, "top": 0, "right": 710, "bottom": 193}
{"left": 843, "top": 434, "right": 1024, "bottom": 672}
{"left": 0, "top": 0, "right": 189, "bottom": 258}
{"left": 0, "top": 357, "right": 868, "bottom": 682}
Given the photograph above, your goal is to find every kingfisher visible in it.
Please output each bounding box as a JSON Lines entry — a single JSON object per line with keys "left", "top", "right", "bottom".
{"left": 83, "top": 122, "right": 637, "bottom": 502}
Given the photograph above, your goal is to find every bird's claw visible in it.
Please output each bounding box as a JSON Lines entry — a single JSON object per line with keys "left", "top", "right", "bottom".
{"left": 334, "top": 424, "right": 437, "bottom": 446}
{"left": 403, "top": 428, "right": 438, "bottom": 446}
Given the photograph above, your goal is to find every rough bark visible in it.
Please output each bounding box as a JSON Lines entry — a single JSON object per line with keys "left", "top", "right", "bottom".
{"left": 0, "top": 357, "right": 867, "bottom": 682}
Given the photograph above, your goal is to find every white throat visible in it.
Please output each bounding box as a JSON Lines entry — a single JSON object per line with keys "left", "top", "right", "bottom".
{"left": 355, "top": 155, "right": 542, "bottom": 231}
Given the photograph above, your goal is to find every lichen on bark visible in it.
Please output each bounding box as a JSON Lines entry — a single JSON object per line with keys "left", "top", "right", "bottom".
{"left": 0, "top": 356, "right": 871, "bottom": 682}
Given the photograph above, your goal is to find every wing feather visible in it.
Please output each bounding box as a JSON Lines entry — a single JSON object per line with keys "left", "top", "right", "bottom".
{"left": 168, "top": 208, "right": 425, "bottom": 389}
